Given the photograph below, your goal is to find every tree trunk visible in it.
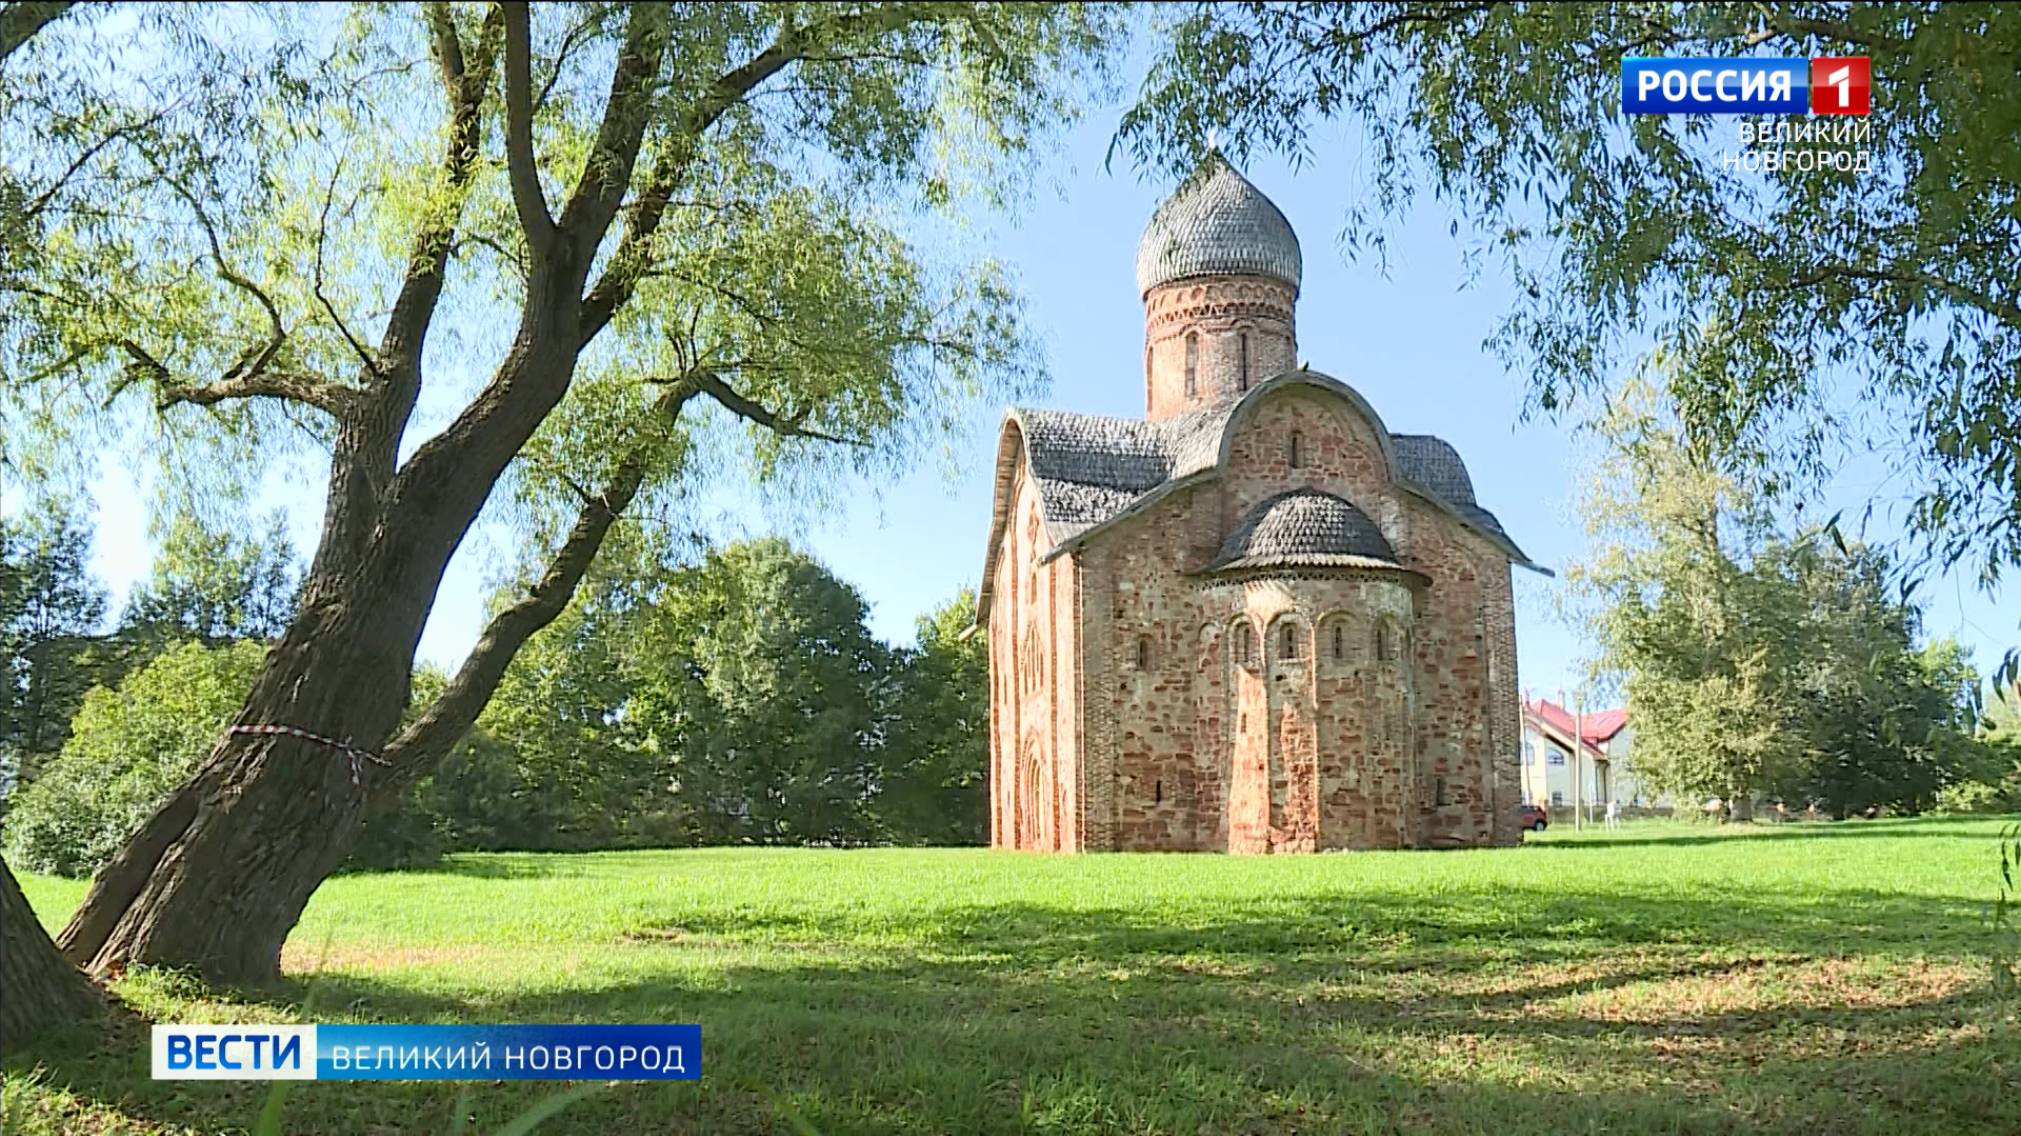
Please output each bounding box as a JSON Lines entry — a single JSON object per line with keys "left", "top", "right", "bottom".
{"left": 58, "top": 575, "right": 424, "bottom": 984}
{"left": 1, "top": 859, "right": 107, "bottom": 1047}
{"left": 54, "top": 365, "right": 642, "bottom": 984}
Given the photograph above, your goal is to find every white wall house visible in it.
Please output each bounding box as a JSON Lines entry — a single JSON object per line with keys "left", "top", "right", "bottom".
{"left": 1519, "top": 700, "right": 1670, "bottom": 814}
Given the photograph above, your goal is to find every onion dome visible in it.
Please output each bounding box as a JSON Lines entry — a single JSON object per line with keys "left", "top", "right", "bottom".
{"left": 1135, "top": 153, "right": 1302, "bottom": 297}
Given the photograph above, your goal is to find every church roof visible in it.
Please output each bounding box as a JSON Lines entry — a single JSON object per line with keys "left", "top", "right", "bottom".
{"left": 1004, "top": 375, "right": 1534, "bottom": 566}
{"left": 976, "top": 370, "right": 1543, "bottom": 626}
{"left": 1135, "top": 154, "right": 1302, "bottom": 297}
{"left": 1210, "top": 490, "right": 1403, "bottom": 572}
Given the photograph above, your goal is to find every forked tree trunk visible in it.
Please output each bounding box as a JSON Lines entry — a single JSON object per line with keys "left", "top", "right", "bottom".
{"left": 1, "top": 859, "right": 107, "bottom": 1047}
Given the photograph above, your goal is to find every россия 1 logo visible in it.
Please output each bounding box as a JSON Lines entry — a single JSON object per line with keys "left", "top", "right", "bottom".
{"left": 1622, "top": 57, "right": 1870, "bottom": 115}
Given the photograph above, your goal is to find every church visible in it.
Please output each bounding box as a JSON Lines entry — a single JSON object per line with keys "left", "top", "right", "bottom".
{"left": 977, "top": 156, "right": 1544, "bottom": 854}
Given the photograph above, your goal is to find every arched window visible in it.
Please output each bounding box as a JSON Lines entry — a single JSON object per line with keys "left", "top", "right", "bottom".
{"left": 1238, "top": 331, "right": 1251, "bottom": 390}
{"left": 1234, "top": 621, "right": 1258, "bottom": 669}
{"left": 1281, "top": 623, "right": 1299, "bottom": 659}
{"left": 1288, "top": 430, "right": 1304, "bottom": 469}
{"left": 1020, "top": 740, "right": 1043, "bottom": 848}
{"left": 1134, "top": 635, "right": 1152, "bottom": 671}
{"left": 1184, "top": 333, "right": 1199, "bottom": 397}
{"left": 1023, "top": 515, "right": 1040, "bottom": 604}
{"left": 1331, "top": 622, "right": 1345, "bottom": 662}
{"left": 1375, "top": 622, "right": 1394, "bottom": 663}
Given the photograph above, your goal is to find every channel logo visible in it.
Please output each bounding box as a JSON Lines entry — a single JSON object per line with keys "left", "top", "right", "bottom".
{"left": 1622, "top": 57, "right": 1870, "bottom": 115}
{"left": 153, "top": 1023, "right": 703, "bottom": 1081}
{"left": 153, "top": 1025, "right": 316, "bottom": 1080}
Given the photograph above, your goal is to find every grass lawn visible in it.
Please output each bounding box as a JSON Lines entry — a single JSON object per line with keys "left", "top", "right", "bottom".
{"left": 6, "top": 816, "right": 2020, "bottom": 1134}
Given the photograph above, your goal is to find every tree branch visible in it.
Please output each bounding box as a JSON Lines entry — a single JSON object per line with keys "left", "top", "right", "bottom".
{"left": 157, "top": 370, "right": 357, "bottom": 415}
{"left": 501, "top": 2, "right": 555, "bottom": 250}
{"left": 314, "top": 157, "right": 381, "bottom": 377}
{"left": 553, "top": 2, "right": 669, "bottom": 260}
{"left": 370, "top": 375, "right": 709, "bottom": 800}
{"left": 378, "top": 2, "right": 505, "bottom": 379}
{"left": 104, "top": 156, "right": 353, "bottom": 417}
{"left": 577, "top": 5, "right": 928, "bottom": 346}
{"left": 1781, "top": 262, "right": 2021, "bottom": 330}
{"left": 22, "top": 108, "right": 166, "bottom": 219}
{"left": 532, "top": 6, "right": 601, "bottom": 114}
{"left": 690, "top": 373, "right": 867, "bottom": 447}
{"left": 0, "top": 0, "right": 73, "bottom": 64}
{"left": 149, "top": 159, "right": 289, "bottom": 384}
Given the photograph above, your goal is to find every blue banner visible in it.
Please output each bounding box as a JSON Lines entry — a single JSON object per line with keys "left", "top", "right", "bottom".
{"left": 316, "top": 1024, "right": 701, "bottom": 1081}
{"left": 1621, "top": 57, "right": 1810, "bottom": 114}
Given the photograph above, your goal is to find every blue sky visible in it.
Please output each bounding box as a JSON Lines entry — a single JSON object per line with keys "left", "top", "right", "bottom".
{"left": 58, "top": 62, "right": 2015, "bottom": 708}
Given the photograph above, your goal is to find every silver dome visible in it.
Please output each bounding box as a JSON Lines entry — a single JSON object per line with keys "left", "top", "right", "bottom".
{"left": 1135, "top": 155, "right": 1302, "bottom": 297}
{"left": 1210, "top": 490, "right": 1399, "bottom": 572}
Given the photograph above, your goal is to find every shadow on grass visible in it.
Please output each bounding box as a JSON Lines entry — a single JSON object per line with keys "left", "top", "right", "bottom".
{"left": 9, "top": 884, "right": 2016, "bottom": 1135}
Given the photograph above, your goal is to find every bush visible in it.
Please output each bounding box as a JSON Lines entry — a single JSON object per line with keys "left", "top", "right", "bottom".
{"left": 0, "top": 640, "right": 527, "bottom": 875}
{"left": 1935, "top": 776, "right": 2021, "bottom": 816}
{"left": 2, "top": 640, "right": 266, "bottom": 876}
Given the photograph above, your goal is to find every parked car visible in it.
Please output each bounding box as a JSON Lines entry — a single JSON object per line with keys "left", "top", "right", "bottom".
{"left": 1517, "top": 803, "right": 1549, "bottom": 833}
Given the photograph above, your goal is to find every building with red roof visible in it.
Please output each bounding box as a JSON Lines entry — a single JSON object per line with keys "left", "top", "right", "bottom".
{"left": 1519, "top": 696, "right": 1666, "bottom": 815}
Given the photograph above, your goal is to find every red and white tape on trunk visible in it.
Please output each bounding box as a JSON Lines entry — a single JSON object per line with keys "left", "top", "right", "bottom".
{"left": 228, "top": 723, "right": 390, "bottom": 788}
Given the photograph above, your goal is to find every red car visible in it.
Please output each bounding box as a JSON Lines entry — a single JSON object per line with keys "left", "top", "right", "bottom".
{"left": 1517, "top": 804, "right": 1549, "bottom": 833}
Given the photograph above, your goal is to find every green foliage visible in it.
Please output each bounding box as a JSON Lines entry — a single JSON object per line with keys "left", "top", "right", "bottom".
{"left": 1571, "top": 378, "right": 1987, "bottom": 815}
{"left": 1943, "top": 689, "right": 2021, "bottom": 813}
{"left": 391, "top": 535, "right": 986, "bottom": 854}
{"left": 1935, "top": 778, "right": 2015, "bottom": 817}
{"left": 3, "top": 499, "right": 302, "bottom": 795}
{"left": 457, "top": 528, "right": 681, "bottom": 853}
{"left": 3, "top": 640, "right": 265, "bottom": 876}
{"left": 0, "top": 496, "right": 109, "bottom": 774}
{"left": 880, "top": 588, "right": 988, "bottom": 845}
{"left": 636, "top": 538, "right": 893, "bottom": 845}
{"left": 2, "top": 2, "right": 1120, "bottom": 562}
{"left": 119, "top": 511, "right": 299, "bottom": 644}
{"left": 1122, "top": 2, "right": 2021, "bottom": 597}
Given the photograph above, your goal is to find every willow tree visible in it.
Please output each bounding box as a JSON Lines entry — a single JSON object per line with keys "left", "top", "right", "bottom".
{"left": 1, "top": 0, "right": 110, "bottom": 1045}
{"left": 2, "top": 2, "right": 1113, "bottom": 984}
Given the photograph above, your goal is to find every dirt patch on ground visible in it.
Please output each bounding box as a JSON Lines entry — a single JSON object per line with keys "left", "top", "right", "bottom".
{"left": 279, "top": 942, "right": 505, "bottom": 973}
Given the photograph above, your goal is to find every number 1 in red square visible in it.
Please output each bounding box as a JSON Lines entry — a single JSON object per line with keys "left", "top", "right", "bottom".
{"left": 1811, "top": 57, "right": 1870, "bottom": 115}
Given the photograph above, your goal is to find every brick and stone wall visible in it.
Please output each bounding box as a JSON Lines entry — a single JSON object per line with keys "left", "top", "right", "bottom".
{"left": 1143, "top": 275, "right": 1297, "bottom": 420}
{"left": 988, "top": 457, "right": 1084, "bottom": 851}
{"left": 1075, "top": 382, "right": 1518, "bottom": 852}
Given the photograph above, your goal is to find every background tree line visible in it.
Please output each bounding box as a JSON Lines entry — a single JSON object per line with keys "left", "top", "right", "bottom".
{"left": 2, "top": 504, "right": 988, "bottom": 877}
{"left": 1569, "top": 377, "right": 2021, "bottom": 820}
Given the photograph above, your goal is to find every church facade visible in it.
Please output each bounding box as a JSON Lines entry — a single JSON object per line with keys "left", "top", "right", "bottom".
{"left": 977, "top": 157, "right": 1544, "bottom": 853}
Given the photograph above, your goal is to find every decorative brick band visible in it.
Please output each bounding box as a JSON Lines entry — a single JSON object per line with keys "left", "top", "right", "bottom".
{"left": 1147, "top": 302, "right": 1294, "bottom": 335}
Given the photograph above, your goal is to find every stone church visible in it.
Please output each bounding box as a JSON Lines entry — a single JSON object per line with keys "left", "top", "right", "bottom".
{"left": 977, "top": 156, "right": 1543, "bottom": 854}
